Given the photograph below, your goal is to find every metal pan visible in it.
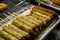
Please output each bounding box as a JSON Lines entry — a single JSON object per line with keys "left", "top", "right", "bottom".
{"left": 35, "top": 16, "right": 60, "bottom": 40}
{"left": 0, "top": 0, "right": 26, "bottom": 19}
{"left": 7, "top": 4, "right": 60, "bottom": 40}
{"left": 0, "top": 0, "right": 25, "bottom": 15}
{"left": 2, "top": 0, "right": 23, "bottom": 8}
{"left": 43, "top": 22, "right": 60, "bottom": 40}
{"left": 0, "top": 1, "right": 30, "bottom": 26}
{"left": 0, "top": 1, "right": 59, "bottom": 40}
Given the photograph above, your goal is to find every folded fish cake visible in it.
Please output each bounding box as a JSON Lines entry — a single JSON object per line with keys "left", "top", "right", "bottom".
{"left": 32, "top": 8, "right": 53, "bottom": 18}
{"left": 52, "top": 3, "right": 60, "bottom": 8}
{"left": 16, "top": 17, "right": 36, "bottom": 28}
{"left": 53, "top": 0, "right": 60, "bottom": 5}
{"left": 32, "top": 10, "right": 51, "bottom": 20}
{"left": 27, "top": 16, "right": 43, "bottom": 25}
{"left": 52, "top": 0, "right": 60, "bottom": 8}
{"left": 16, "top": 16, "right": 41, "bottom": 34}
{"left": 29, "top": 14, "right": 47, "bottom": 28}
{"left": 8, "top": 24, "right": 28, "bottom": 37}
{"left": 0, "top": 30, "right": 18, "bottom": 40}
{"left": 20, "top": 16, "right": 43, "bottom": 33}
{"left": 0, "top": 37, "right": 5, "bottom": 40}
{"left": 30, "top": 12, "right": 48, "bottom": 21}
{"left": 14, "top": 19, "right": 38, "bottom": 36}
{"left": 34, "top": 6, "right": 56, "bottom": 14}
{"left": 12, "top": 19, "right": 32, "bottom": 32}
{"left": 8, "top": 24, "right": 32, "bottom": 40}
{"left": 21, "top": 16, "right": 39, "bottom": 26}
{"left": 0, "top": 3, "right": 8, "bottom": 11}
{"left": 31, "top": 11, "right": 48, "bottom": 23}
{"left": 2, "top": 26, "right": 23, "bottom": 39}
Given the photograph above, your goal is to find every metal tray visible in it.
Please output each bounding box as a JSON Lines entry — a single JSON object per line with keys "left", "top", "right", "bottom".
{"left": 43, "top": 22, "right": 60, "bottom": 40}
{"left": 7, "top": 4, "right": 60, "bottom": 40}
{"left": 0, "top": 0, "right": 25, "bottom": 15}
{"left": 0, "top": 0, "right": 28, "bottom": 20}
{"left": 0, "top": 1, "right": 60, "bottom": 40}
{"left": 0, "top": 0, "right": 29, "bottom": 27}
{"left": 2, "top": 0, "right": 23, "bottom": 8}
{"left": 40, "top": 2, "right": 60, "bottom": 10}
{"left": 35, "top": 16, "right": 60, "bottom": 40}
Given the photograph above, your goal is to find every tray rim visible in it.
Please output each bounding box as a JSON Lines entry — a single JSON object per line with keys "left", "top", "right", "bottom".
{"left": 40, "top": 2, "right": 60, "bottom": 11}
{"left": 38, "top": 16, "right": 60, "bottom": 40}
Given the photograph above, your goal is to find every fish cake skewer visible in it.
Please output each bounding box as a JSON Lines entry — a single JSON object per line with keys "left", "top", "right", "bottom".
{"left": 29, "top": 12, "right": 48, "bottom": 21}
{"left": 0, "top": 37, "right": 5, "bottom": 40}
{"left": 53, "top": 1, "right": 60, "bottom": 5}
{"left": 34, "top": 6, "right": 56, "bottom": 14}
{"left": 2, "top": 26, "right": 23, "bottom": 39}
{"left": 16, "top": 17, "right": 39, "bottom": 35}
{"left": 28, "top": 13, "right": 47, "bottom": 30}
{"left": 12, "top": 19, "right": 32, "bottom": 32}
{"left": 17, "top": 17, "right": 40, "bottom": 33}
{"left": 16, "top": 17, "right": 35, "bottom": 28}
{"left": 27, "top": 16, "right": 43, "bottom": 25}
{"left": 0, "top": 30, "right": 18, "bottom": 40}
{"left": 32, "top": 8, "right": 52, "bottom": 19}
{"left": 30, "top": 12, "right": 48, "bottom": 25}
{"left": 22, "top": 16, "right": 43, "bottom": 31}
{"left": 32, "top": 8, "right": 53, "bottom": 17}
{"left": 8, "top": 24, "right": 28, "bottom": 37}
{"left": 32, "top": 10, "right": 51, "bottom": 20}
{"left": 21, "top": 16, "right": 39, "bottom": 26}
{"left": 8, "top": 24, "right": 32, "bottom": 40}
{"left": 26, "top": 16, "right": 43, "bottom": 32}
{"left": 52, "top": 3, "right": 60, "bottom": 8}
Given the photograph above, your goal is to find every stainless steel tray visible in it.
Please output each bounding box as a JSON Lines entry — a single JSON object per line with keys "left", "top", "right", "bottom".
{"left": 0, "top": 0, "right": 25, "bottom": 15}
{"left": 0, "top": 1, "right": 60, "bottom": 40}
{"left": 0, "top": 1, "right": 29, "bottom": 27}
{"left": 0, "top": 0, "right": 28, "bottom": 19}
{"left": 3, "top": 0, "right": 23, "bottom": 8}
{"left": 7, "top": 4, "right": 60, "bottom": 40}
{"left": 35, "top": 16, "right": 60, "bottom": 40}
{"left": 43, "top": 21, "right": 60, "bottom": 40}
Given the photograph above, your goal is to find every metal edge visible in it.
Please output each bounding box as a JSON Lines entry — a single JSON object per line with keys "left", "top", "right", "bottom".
{"left": 39, "top": 16, "right": 60, "bottom": 40}
{"left": 1, "top": 0, "right": 26, "bottom": 14}
{"left": 40, "top": 2, "right": 60, "bottom": 11}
